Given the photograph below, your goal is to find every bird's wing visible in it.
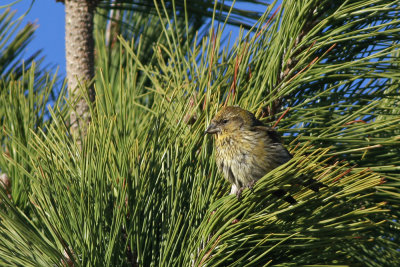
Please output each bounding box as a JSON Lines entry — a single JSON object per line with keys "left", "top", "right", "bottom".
{"left": 253, "top": 125, "right": 293, "bottom": 161}
{"left": 252, "top": 125, "right": 284, "bottom": 144}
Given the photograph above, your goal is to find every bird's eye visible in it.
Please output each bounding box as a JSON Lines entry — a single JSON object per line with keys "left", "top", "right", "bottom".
{"left": 222, "top": 119, "right": 229, "bottom": 124}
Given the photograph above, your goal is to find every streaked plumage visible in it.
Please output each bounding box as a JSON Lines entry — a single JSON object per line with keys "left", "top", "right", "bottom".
{"left": 205, "top": 106, "right": 292, "bottom": 200}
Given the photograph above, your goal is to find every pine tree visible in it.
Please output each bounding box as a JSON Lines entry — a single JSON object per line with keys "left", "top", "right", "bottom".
{"left": 0, "top": 1, "right": 399, "bottom": 266}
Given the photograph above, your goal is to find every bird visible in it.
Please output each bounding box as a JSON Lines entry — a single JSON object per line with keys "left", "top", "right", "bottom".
{"left": 205, "top": 106, "right": 296, "bottom": 202}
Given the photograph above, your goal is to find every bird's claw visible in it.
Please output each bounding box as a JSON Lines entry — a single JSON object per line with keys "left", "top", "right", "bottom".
{"left": 236, "top": 187, "right": 243, "bottom": 200}
{"left": 236, "top": 181, "right": 256, "bottom": 200}
{"left": 247, "top": 180, "right": 256, "bottom": 192}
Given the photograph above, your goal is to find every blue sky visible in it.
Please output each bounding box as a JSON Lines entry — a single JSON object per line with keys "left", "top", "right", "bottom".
{"left": 7, "top": 1, "right": 272, "bottom": 78}
{"left": 8, "top": 0, "right": 66, "bottom": 76}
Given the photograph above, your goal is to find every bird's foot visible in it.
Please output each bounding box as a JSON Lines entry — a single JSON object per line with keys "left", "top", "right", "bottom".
{"left": 236, "top": 187, "right": 244, "bottom": 200}
{"left": 247, "top": 180, "right": 256, "bottom": 192}
{"left": 236, "top": 181, "right": 257, "bottom": 200}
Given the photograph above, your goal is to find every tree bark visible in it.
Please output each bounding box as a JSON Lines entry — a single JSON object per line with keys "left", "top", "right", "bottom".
{"left": 65, "top": 0, "right": 98, "bottom": 144}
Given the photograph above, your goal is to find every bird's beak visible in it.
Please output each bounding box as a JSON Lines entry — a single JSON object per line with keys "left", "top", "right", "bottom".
{"left": 204, "top": 122, "right": 220, "bottom": 135}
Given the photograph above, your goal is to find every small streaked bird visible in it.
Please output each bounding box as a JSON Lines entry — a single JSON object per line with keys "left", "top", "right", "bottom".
{"left": 205, "top": 106, "right": 296, "bottom": 202}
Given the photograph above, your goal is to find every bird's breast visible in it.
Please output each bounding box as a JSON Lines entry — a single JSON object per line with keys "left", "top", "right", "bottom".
{"left": 214, "top": 131, "right": 266, "bottom": 186}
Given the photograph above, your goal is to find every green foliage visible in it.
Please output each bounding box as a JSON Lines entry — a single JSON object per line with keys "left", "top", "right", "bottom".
{"left": 0, "top": 66, "right": 64, "bottom": 209}
{"left": 0, "top": 0, "right": 399, "bottom": 266}
{"left": 0, "top": 8, "right": 42, "bottom": 85}
{"left": 0, "top": 7, "right": 63, "bottom": 210}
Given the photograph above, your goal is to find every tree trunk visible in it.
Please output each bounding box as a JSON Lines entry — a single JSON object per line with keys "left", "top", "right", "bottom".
{"left": 65, "top": 0, "right": 97, "bottom": 144}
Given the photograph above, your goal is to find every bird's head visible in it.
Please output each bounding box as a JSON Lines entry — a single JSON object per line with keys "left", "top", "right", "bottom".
{"left": 205, "top": 106, "right": 260, "bottom": 135}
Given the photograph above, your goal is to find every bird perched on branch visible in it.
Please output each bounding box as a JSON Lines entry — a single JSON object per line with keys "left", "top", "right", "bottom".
{"left": 205, "top": 106, "right": 296, "bottom": 202}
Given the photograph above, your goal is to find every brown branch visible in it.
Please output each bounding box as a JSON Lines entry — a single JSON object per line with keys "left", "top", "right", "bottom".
{"left": 255, "top": 5, "right": 281, "bottom": 39}
{"left": 345, "top": 119, "right": 367, "bottom": 125}
{"left": 333, "top": 167, "right": 354, "bottom": 183}
{"left": 273, "top": 107, "right": 291, "bottom": 128}
{"left": 199, "top": 235, "right": 221, "bottom": 266}
{"left": 225, "top": 42, "right": 249, "bottom": 106}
